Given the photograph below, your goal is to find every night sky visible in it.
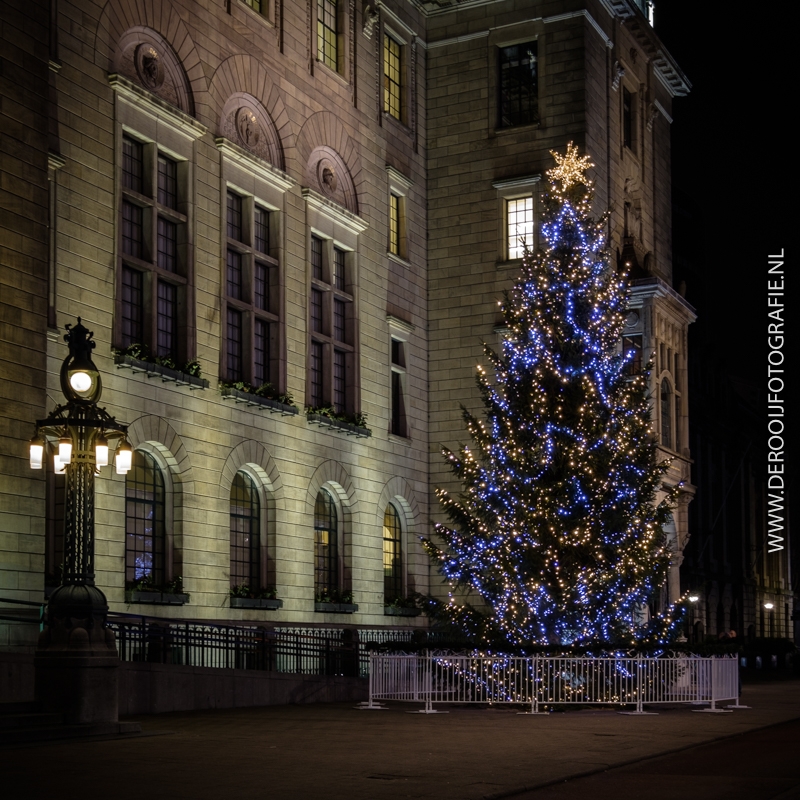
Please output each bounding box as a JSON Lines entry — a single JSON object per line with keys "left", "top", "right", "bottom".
{"left": 655, "top": 2, "right": 796, "bottom": 566}
{"left": 655, "top": 2, "right": 795, "bottom": 451}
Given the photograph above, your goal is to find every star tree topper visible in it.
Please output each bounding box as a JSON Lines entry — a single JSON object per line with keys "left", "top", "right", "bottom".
{"left": 547, "top": 141, "right": 595, "bottom": 189}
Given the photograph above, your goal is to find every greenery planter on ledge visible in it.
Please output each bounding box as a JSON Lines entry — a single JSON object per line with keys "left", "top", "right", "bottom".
{"left": 115, "top": 354, "right": 208, "bottom": 390}
{"left": 126, "top": 590, "right": 190, "bottom": 605}
{"left": 220, "top": 386, "right": 298, "bottom": 415}
{"left": 307, "top": 414, "right": 371, "bottom": 438}
{"left": 314, "top": 602, "right": 358, "bottom": 614}
{"left": 230, "top": 597, "right": 284, "bottom": 610}
{"left": 384, "top": 606, "right": 421, "bottom": 617}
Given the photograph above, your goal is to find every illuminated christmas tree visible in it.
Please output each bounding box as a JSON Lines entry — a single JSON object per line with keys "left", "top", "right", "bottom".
{"left": 425, "top": 143, "right": 682, "bottom": 648}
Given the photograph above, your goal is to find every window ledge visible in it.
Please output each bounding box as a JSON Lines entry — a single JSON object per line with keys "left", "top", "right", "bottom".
{"left": 388, "top": 252, "right": 412, "bottom": 268}
{"left": 382, "top": 111, "right": 412, "bottom": 137}
{"left": 493, "top": 121, "right": 541, "bottom": 136}
{"left": 314, "top": 59, "right": 350, "bottom": 88}
{"left": 384, "top": 606, "right": 421, "bottom": 617}
{"left": 230, "top": 597, "right": 284, "bottom": 610}
{"left": 314, "top": 602, "right": 358, "bottom": 614}
{"left": 307, "top": 413, "right": 371, "bottom": 438}
{"left": 115, "top": 354, "right": 209, "bottom": 390}
{"left": 220, "top": 386, "right": 299, "bottom": 415}
{"left": 496, "top": 258, "right": 523, "bottom": 269}
{"left": 125, "top": 590, "right": 190, "bottom": 605}
{"left": 388, "top": 432, "right": 411, "bottom": 444}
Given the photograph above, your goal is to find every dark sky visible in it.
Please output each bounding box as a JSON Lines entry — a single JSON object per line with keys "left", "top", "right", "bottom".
{"left": 654, "top": 2, "right": 792, "bottom": 376}
{"left": 655, "top": 2, "right": 796, "bottom": 534}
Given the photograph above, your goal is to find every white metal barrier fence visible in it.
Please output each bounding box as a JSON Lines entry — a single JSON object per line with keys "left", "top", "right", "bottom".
{"left": 362, "top": 654, "right": 743, "bottom": 714}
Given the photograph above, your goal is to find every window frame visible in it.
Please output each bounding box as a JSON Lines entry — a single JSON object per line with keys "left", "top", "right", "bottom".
{"left": 314, "top": 488, "right": 340, "bottom": 597}
{"left": 383, "top": 503, "right": 403, "bottom": 604}
{"left": 388, "top": 315, "right": 413, "bottom": 440}
{"left": 229, "top": 470, "right": 262, "bottom": 591}
{"left": 217, "top": 139, "right": 294, "bottom": 393}
{"left": 118, "top": 133, "right": 190, "bottom": 361}
{"left": 302, "top": 188, "right": 367, "bottom": 416}
{"left": 125, "top": 449, "right": 168, "bottom": 588}
{"left": 111, "top": 80, "right": 205, "bottom": 363}
{"left": 222, "top": 188, "right": 281, "bottom": 387}
{"left": 308, "top": 233, "right": 355, "bottom": 413}
{"left": 383, "top": 30, "right": 403, "bottom": 122}
{"left": 493, "top": 175, "right": 541, "bottom": 263}
{"left": 315, "top": 0, "right": 344, "bottom": 75}
{"left": 386, "top": 166, "right": 412, "bottom": 261}
{"left": 497, "top": 39, "right": 539, "bottom": 129}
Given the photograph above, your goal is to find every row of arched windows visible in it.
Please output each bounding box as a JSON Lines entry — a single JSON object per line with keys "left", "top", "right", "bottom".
{"left": 48, "top": 449, "right": 408, "bottom": 606}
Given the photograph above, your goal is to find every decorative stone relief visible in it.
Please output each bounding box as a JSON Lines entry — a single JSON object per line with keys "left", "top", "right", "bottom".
{"left": 305, "top": 146, "right": 358, "bottom": 213}
{"left": 219, "top": 93, "right": 284, "bottom": 170}
{"left": 363, "top": 2, "right": 378, "bottom": 38}
{"left": 611, "top": 60, "right": 625, "bottom": 92}
{"left": 646, "top": 103, "right": 660, "bottom": 131}
{"left": 114, "top": 28, "right": 193, "bottom": 114}
{"left": 135, "top": 44, "right": 164, "bottom": 91}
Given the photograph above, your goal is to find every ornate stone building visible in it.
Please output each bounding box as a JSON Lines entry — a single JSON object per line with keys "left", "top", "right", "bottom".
{"left": 0, "top": 0, "right": 692, "bottom": 646}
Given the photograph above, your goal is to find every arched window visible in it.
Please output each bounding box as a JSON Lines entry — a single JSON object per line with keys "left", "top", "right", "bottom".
{"left": 660, "top": 379, "right": 673, "bottom": 449}
{"left": 383, "top": 504, "right": 402, "bottom": 603}
{"left": 314, "top": 489, "right": 338, "bottom": 596}
{"left": 230, "top": 471, "right": 260, "bottom": 590}
{"left": 126, "top": 450, "right": 165, "bottom": 586}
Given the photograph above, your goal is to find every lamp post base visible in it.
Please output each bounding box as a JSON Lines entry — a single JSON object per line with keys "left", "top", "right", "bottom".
{"left": 35, "top": 584, "right": 120, "bottom": 725}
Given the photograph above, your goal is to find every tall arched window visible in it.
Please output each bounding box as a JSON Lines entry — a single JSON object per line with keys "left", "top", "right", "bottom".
{"left": 314, "top": 489, "right": 338, "bottom": 597}
{"left": 230, "top": 471, "right": 260, "bottom": 590}
{"left": 383, "top": 504, "right": 402, "bottom": 603}
{"left": 126, "top": 450, "right": 165, "bottom": 586}
{"left": 660, "top": 379, "right": 673, "bottom": 449}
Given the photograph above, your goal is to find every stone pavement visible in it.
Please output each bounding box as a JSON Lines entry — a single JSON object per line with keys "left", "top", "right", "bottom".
{"left": 2, "top": 679, "right": 799, "bottom": 800}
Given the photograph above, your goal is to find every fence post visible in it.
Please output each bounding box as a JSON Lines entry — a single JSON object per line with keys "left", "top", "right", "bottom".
{"left": 517, "top": 655, "right": 547, "bottom": 715}
{"left": 619, "top": 653, "right": 657, "bottom": 715}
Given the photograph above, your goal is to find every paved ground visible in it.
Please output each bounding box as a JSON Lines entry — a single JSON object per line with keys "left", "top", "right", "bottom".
{"left": 2, "top": 679, "right": 799, "bottom": 800}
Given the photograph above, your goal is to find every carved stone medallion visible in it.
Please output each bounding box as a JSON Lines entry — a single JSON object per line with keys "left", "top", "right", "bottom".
{"left": 317, "top": 159, "right": 338, "bottom": 196}
{"left": 135, "top": 44, "right": 164, "bottom": 91}
{"left": 236, "top": 108, "right": 261, "bottom": 149}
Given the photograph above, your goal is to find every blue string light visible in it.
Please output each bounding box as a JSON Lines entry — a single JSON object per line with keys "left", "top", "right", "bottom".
{"left": 423, "top": 144, "right": 685, "bottom": 649}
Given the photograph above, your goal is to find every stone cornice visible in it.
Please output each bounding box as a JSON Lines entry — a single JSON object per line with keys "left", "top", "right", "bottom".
{"left": 302, "top": 188, "right": 369, "bottom": 234}
{"left": 628, "top": 277, "right": 697, "bottom": 323}
{"left": 109, "top": 74, "right": 207, "bottom": 140}
{"left": 215, "top": 137, "right": 295, "bottom": 192}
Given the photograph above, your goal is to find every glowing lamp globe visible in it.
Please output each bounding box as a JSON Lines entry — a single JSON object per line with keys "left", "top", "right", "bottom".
{"left": 29, "top": 436, "right": 44, "bottom": 470}
{"left": 69, "top": 371, "right": 93, "bottom": 393}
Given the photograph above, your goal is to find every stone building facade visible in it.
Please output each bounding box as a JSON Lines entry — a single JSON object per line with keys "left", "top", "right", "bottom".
{"left": 0, "top": 0, "right": 691, "bottom": 642}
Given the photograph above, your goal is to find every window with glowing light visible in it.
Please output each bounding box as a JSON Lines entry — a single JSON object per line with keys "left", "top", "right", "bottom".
{"left": 317, "top": 0, "right": 340, "bottom": 72}
{"left": 506, "top": 197, "right": 534, "bottom": 259}
{"left": 383, "top": 33, "right": 402, "bottom": 120}
{"left": 383, "top": 503, "right": 403, "bottom": 603}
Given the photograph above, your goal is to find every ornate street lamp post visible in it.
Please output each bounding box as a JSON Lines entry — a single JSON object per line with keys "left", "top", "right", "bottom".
{"left": 30, "top": 319, "right": 131, "bottom": 724}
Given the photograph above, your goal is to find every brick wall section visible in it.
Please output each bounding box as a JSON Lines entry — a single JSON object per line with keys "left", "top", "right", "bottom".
{"left": 0, "top": 0, "right": 51, "bottom": 610}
